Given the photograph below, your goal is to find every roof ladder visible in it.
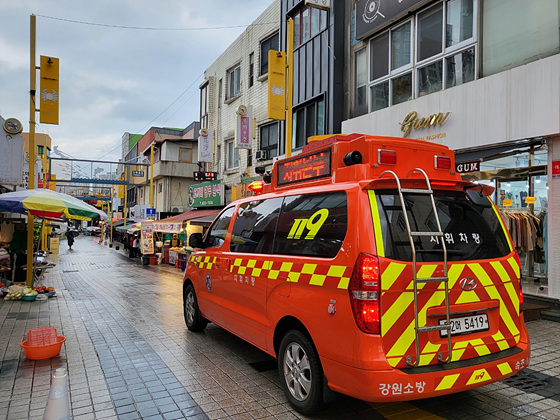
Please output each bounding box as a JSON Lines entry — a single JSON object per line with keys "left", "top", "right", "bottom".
{"left": 378, "top": 169, "right": 452, "bottom": 367}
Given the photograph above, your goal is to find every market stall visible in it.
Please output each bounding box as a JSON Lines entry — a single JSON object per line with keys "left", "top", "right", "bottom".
{"left": 141, "top": 209, "right": 221, "bottom": 269}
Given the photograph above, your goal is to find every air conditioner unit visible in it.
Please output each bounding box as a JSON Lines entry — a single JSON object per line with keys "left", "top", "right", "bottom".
{"left": 171, "top": 206, "right": 183, "bottom": 213}
{"left": 255, "top": 150, "right": 268, "bottom": 161}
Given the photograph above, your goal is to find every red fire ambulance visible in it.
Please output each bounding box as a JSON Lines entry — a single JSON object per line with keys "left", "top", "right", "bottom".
{"left": 183, "top": 133, "right": 530, "bottom": 414}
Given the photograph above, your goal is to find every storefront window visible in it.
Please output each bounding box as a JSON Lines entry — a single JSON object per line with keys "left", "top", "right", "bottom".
{"left": 460, "top": 145, "right": 548, "bottom": 294}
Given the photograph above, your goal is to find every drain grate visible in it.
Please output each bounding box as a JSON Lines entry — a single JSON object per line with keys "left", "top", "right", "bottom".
{"left": 249, "top": 359, "right": 277, "bottom": 372}
{"left": 504, "top": 370, "right": 546, "bottom": 392}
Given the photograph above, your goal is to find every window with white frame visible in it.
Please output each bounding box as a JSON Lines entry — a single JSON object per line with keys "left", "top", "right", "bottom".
{"left": 260, "top": 33, "right": 278, "bottom": 76}
{"left": 227, "top": 64, "right": 241, "bottom": 99}
{"left": 226, "top": 140, "right": 239, "bottom": 170}
{"left": 366, "top": 0, "right": 476, "bottom": 112}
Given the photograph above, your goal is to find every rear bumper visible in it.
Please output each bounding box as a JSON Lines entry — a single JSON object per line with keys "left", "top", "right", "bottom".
{"left": 322, "top": 335, "right": 530, "bottom": 402}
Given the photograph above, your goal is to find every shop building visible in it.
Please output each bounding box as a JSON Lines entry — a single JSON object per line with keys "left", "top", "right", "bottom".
{"left": 342, "top": 0, "right": 560, "bottom": 300}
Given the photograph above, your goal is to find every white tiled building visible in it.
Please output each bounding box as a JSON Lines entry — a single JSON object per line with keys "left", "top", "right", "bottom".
{"left": 200, "top": 0, "right": 280, "bottom": 201}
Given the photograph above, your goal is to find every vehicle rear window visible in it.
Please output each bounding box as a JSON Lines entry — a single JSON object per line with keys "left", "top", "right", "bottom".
{"left": 374, "top": 190, "right": 510, "bottom": 262}
{"left": 274, "top": 192, "right": 347, "bottom": 258}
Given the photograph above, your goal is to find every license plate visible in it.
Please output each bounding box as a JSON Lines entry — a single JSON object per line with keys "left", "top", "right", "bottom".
{"left": 439, "top": 314, "right": 489, "bottom": 337}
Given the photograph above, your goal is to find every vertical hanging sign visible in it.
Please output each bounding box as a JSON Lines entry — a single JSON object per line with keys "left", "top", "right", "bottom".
{"left": 235, "top": 105, "right": 252, "bottom": 149}
{"left": 39, "top": 56, "right": 60, "bottom": 125}
{"left": 198, "top": 128, "right": 213, "bottom": 163}
{"left": 268, "top": 50, "right": 286, "bottom": 120}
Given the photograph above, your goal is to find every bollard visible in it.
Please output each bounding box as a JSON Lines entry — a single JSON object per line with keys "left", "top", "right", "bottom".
{"left": 43, "top": 367, "right": 71, "bottom": 420}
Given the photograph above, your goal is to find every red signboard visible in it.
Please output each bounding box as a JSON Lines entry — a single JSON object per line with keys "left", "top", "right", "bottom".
{"left": 552, "top": 160, "right": 560, "bottom": 178}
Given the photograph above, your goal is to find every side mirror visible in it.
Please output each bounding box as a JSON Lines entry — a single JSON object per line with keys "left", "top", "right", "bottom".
{"left": 465, "top": 187, "right": 492, "bottom": 208}
{"left": 189, "top": 233, "right": 204, "bottom": 248}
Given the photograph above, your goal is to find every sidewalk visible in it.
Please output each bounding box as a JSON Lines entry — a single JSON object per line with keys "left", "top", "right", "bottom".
{"left": 1, "top": 235, "right": 560, "bottom": 420}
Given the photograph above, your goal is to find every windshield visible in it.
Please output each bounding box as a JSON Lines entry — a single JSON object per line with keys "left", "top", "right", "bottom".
{"left": 375, "top": 190, "right": 510, "bottom": 262}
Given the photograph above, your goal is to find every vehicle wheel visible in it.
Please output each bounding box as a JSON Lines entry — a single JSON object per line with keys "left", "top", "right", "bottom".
{"left": 278, "top": 330, "right": 323, "bottom": 415}
{"left": 183, "top": 284, "right": 207, "bottom": 332}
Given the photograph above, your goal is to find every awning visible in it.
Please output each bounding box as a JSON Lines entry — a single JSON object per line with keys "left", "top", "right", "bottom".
{"left": 146, "top": 209, "right": 221, "bottom": 232}
{"left": 455, "top": 138, "right": 546, "bottom": 163}
{"left": 116, "top": 223, "right": 136, "bottom": 233}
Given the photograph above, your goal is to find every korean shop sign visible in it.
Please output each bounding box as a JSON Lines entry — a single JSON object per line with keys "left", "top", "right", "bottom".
{"left": 188, "top": 180, "right": 224, "bottom": 208}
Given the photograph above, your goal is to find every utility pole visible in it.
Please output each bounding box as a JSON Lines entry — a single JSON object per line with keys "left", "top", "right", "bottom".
{"left": 26, "top": 15, "right": 37, "bottom": 287}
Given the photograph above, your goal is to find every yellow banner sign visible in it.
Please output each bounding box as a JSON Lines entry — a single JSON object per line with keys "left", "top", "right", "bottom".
{"left": 40, "top": 56, "right": 60, "bottom": 125}
{"left": 502, "top": 199, "right": 513, "bottom": 207}
{"left": 524, "top": 196, "right": 536, "bottom": 204}
{"left": 268, "top": 50, "right": 286, "bottom": 120}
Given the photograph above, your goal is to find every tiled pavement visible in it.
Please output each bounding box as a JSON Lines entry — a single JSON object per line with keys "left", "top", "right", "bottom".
{"left": 0, "top": 235, "right": 559, "bottom": 420}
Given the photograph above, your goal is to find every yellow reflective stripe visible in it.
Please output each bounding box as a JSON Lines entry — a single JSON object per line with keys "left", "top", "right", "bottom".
{"left": 382, "top": 292, "right": 414, "bottom": 336}
{"left": 280, "top": 262, "right": 293, "bottom": 272}
{"left": 337, "top": 277, "right": 350, "bottom": 289}
{"left": 469, "top": 263, "right": 519, "bottom": 337}
{"left": 368, "top": 190, "right": 385, "bottom": 257}
{"left": 492, "top": 202, "right": 513, "bottom": 251}
{"left": 507, "top": 256, "right": 520, "bottom": 279}
{"left": 435, "top": 374, "right": 460, "bottom": 391}
{"left": 302, "top": 264, "right": 317, "bottom": 274}
{"left": 247, "top": 259, "right": 257, "bottom": 268}
{"left": 467, "top": 368, "right": 491, "bottom": 385}
{"left": 490, "top": 261, "right": 511, "bottom": 284}
{"left": 386, "top": 319, "right": 415, "bottom": 358}
{"left": 386, "top": 356, "right": 403, "bottom": 367}
{"left": 287, "top": 272, "right": 301, "bottom": 282}
{"left": 328, "top": 265, "right": 350, "bottom": 289}
{"left": 497, "top": 362, "right": 513, "bottom": 375}
{"left": 381, "top": 262, "right": 406, "bottom": 292}
{"left": 310, "top": 274, "right": 327, "bottom": 286}
{"left": 491, "top": 330, "right": 511, "bottom": 351}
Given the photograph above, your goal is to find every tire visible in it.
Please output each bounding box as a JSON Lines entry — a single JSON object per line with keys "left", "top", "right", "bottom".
{"left": 183, "top": 284, "right": 208, "bottom": 332}
{"left": 278, "top": 330, "right": 324, "bottom": 415}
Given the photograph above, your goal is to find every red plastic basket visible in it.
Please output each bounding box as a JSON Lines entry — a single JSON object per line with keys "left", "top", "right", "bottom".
{"left": 20, "top": 327, "right": 66, "bottom": 360}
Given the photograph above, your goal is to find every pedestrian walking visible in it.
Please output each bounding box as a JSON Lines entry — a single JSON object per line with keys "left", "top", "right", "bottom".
{"left": 133, "top": 235, "right": 140, "bottom": 258}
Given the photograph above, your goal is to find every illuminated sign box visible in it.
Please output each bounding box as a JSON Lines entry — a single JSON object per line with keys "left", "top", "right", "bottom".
{"left": 277, "top": 148, "right": 332, "bottom": 186}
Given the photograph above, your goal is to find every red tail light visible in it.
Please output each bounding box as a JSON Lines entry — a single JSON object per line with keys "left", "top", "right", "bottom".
{"left": 378, "top": 149, "right": 397, "bottom": 165}
{"left": 349, "top": 253, "right": 381, "bottom": 334}
{"left": 435, "top": 155, "right": 451, "bottom": 170}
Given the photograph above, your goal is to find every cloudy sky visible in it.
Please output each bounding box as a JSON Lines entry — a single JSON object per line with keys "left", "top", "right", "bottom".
{"left": 0, "top": 1, "right": 276, "bottom": 162}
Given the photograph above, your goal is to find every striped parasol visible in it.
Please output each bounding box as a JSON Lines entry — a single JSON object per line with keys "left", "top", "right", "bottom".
{"left": 0, "top": 188, "right": 107, "bottom": 221}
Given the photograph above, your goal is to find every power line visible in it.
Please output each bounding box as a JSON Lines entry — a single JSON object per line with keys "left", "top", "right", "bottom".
{"left": 35, "top": 14, "right": 275, "bottom": 31}
{"left": 94, "top": 72, "right": 204, "bottom": 161}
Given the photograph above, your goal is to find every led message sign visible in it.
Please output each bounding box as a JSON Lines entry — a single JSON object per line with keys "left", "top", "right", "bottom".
{"left": 277, "top": 148, "right": 331, "bottom": 186}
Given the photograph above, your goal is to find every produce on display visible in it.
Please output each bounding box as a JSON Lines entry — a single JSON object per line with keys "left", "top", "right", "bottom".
{"left": 4, "top": 284, "right": 56, "bottom": 300}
